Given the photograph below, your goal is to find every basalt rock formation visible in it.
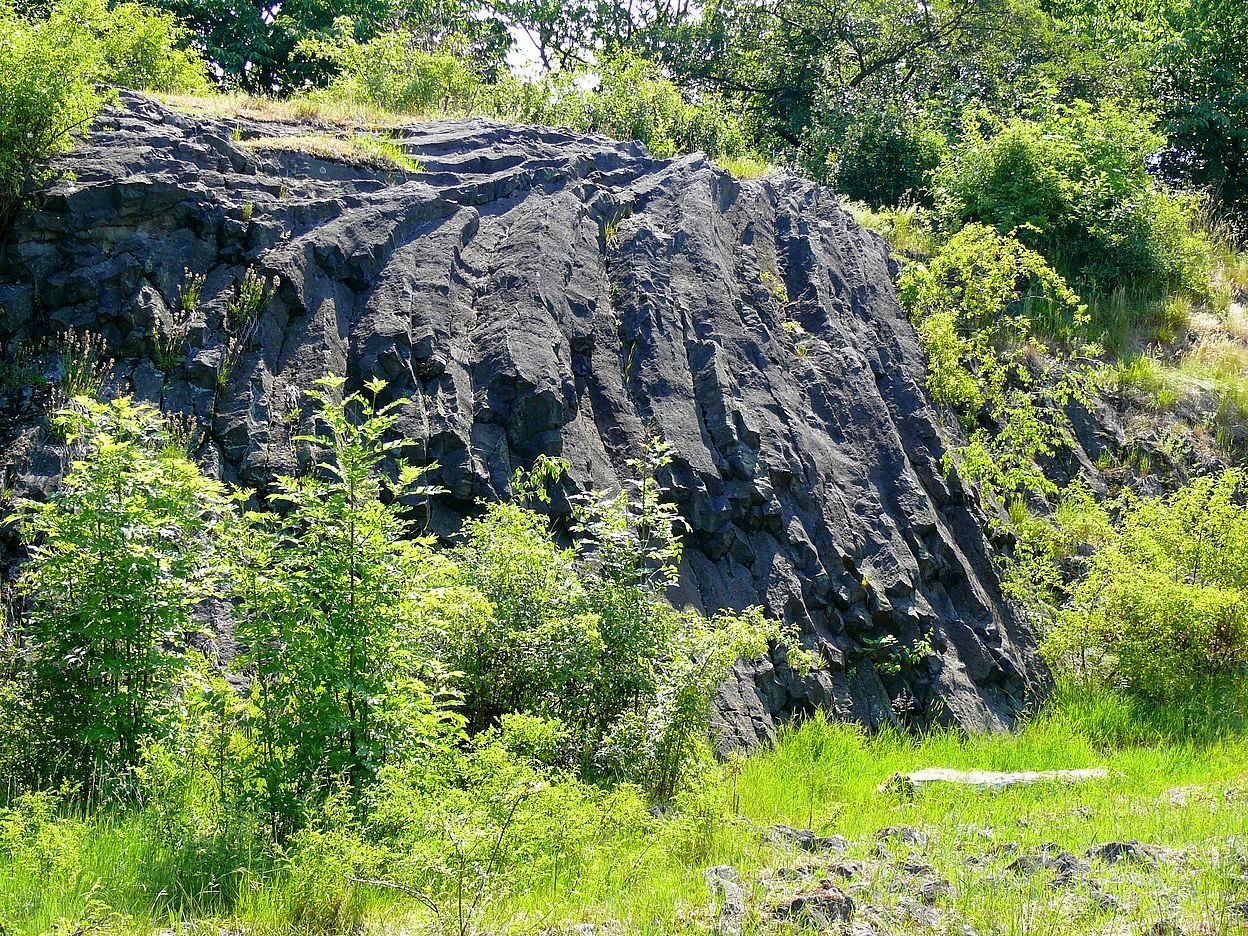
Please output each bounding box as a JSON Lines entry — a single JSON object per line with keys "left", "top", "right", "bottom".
{"left": 0, "top": 91, "right": 1048, "bottom": 747}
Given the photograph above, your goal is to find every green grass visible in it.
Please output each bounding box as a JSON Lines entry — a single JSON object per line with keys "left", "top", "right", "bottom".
{"left": 844, "top": 201, "right": 938, "bottom": 260}
{"left": 240, "top": 132, "right": 423, "bottom": 173}
{"left": 3, "top": 680, "right": 1246, "bottom": 935}
{"left": 714, "top": 153, "right": 773, "bottom": 180}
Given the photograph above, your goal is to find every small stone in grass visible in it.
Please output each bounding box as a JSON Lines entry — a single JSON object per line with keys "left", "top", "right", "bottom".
{"left": 1086, "top": 840, "right": 1156, "bottom": 867}
{"left": 876, "top": 825, "right": 928, "bottom": 847}
{"left": 768, "top": 824, "right": 851, "bottom": 853}
{"left": 1007, "top": 847, "right": 1088, "bottom": 886}
{"left": 703, "top": 866, "right": 745, "bottom": 936}
{"left": 896, "top": 896, "right": 941, "bottom": 928}
{"left": 918, "top": 877, "right": 953, "bottom": 904}
{"left": 770, "top": 883, "right": 854, "bottom": 927}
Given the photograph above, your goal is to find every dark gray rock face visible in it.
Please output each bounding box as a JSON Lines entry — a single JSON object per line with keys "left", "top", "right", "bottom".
{"left": 0, "top": 92, "right": 1047, "bottom": 746}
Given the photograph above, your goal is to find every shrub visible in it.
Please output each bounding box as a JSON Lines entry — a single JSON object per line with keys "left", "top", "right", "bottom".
{"left": 298, "top": 19, "right": 486, "bottom": 115}
{"left": 0, "top": 0, "right": 106, "bottom": 228}
{"left": 439, "top": 441, "right": 799, "bottom": 795}
{"left": 805, "top": 101, "right": 948, "bottom": 206}
{"left": 9, "top": 397, "right": 228, "bottom": 796}
{"left": 935, "top": 101, "right": 1212, "bottom": 297}
{"left": 0, "top": 0, "right": 206, "bottom": 228}
{"left": 898, "top": 223, "right": 1098, "bottom": 499}
{"left": 493, "top": 52, "right": 752, "bottom": 161}
{"left": 91, "top": 0, "right": 209, "bottom": 93}
{"left": 230, "top": 377, "right": 459, "bottom": 824}
{"left": 1045, "top": 470, "right": 1248, "bottom": 704}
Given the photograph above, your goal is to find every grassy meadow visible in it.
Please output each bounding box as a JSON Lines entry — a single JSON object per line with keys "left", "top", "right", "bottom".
{"left": 3, "top": 681, "right": 1246, "bottom": 936}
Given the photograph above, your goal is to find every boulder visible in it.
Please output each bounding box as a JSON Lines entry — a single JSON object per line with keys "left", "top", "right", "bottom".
{"left": 0, "top": 91, "right": 1049, "bottom": 744}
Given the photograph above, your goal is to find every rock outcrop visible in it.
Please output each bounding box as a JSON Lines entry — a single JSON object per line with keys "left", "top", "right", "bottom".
{"left": 0, "top": 92, "right": 1047, "bottom": 746}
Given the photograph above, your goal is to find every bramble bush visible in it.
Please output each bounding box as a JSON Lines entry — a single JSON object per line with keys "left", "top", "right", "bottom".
{"left": 441, "top": 439, "right": 798, "bottom": 794}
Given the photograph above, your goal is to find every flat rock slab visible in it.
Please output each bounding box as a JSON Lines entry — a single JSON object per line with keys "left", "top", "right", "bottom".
{"left": 903, "top": 767, "right": 1108, "bottom": 791}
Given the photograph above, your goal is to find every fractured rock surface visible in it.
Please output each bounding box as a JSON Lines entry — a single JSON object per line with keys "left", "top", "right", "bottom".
{"left": 0, "top": 92, "right": 1047, "bottom": 744}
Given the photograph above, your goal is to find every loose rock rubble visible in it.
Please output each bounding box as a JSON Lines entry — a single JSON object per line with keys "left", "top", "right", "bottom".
{"left": 768, "top": 824, "right": 851, "bottom": 853}
{"left": 768, "top": 881, "right": 855, "bottom": 927}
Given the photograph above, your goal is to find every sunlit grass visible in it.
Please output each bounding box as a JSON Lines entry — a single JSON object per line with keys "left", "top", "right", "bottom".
{"left": 240, "top": 132, "right": 423, "bottom": 173}
{"left": 155, "top": 91, "right": 409, "bottom": 129}
{"left": 714, "top": 153, "right": 773, "bottom": 180}
{"left": 844, "top": 200, "right": 938, "bottom": 260}
{"left": 3, "top": 680, "right": 1245, "bottom": 935}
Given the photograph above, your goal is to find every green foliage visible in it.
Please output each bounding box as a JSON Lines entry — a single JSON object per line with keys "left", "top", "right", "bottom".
{"left": 1045, "top": 470, "right": 1248, "bottom": 705}
{"left": 299, "top": 19, "right": 487, "bottom": 114}
{"left": 442, "top": 500, "right": 599, "bottom": 737}
{"left": 306, "top": 36, "right": 756, "bottom": 163}
{"left": 8, "top": 397, "right": 228, "bottom": 796}
{"left": 1153, "top": 0, "right": 1248, "bottom": 223}
{"left": 935, "top": 101, "right": 1213, "bottom": 296}
{"left": 0, "top": 0, "right": 206, "bottom": 229}
{"left": 149, "top": 0, "right": 506, "bottom": 95}
{"left": 808, "top": 101, "right": 948, "bottom": 206}
{"left": 0, "top": 0, "right": 107, "bottom": 229}
{"left": 442, "top": 439, "right": 797, "bottom": 796}
{"left": 90, "top": 0, "right": 209, "bottom": 93}
{"left": 898, "top": 224, "right": 1097, "bottom": 499}
{"left": 1002, "top": 481, "right": 1114, "bottom": 623}
{"left": 5, "top": 681, "right": 1247, "bottom": 935}
{"left": 496, "top": 52, "right": 751, "bottom": 161}
{"left": 230, "top": 377, "right": 456, "bottom": 821}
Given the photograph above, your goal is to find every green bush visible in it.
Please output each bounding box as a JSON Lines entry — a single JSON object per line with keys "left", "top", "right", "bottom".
{"left": 493, "top": 52, "right": 751, "bottom": 161}
{"left": 805, "top": 101, "right": 948, "bottom": 206}
{"left": 898, "top": 223, "right": 1097, "bottom": 499}
{"left": 441, "top": 443, "right": 796, "bottom": 794}
{"left": 230, "top": 377, "right": 459, "bottom": 823}
{"left": 299, "top": 19, "right": 486, "bottom": 114}
{"left": 443, "top": 499, "right": 603, "bottom": 737}
{"left": 1044, "top": 470, "right": 1248, "bottom": 704}
{"left": 0, "top": 0, "right": 206, "bottom": 228}
{"left": 0, "top": 0, "right": 106, "bottom": 228}
{"left": 9, "top": 397, "right": 228, "bottom": 796}
{"left": 91, "top": 0, "right": 209, "bottom": 94}
{"left": 935, "top": 101, "right": 1212, "bottom": 297}
{"left": 304, "top": 34, "right": 754, "bottom": 163}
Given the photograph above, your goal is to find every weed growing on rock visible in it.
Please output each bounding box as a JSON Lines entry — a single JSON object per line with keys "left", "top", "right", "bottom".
{"left": 225, "top": 268, "right": 274, "bottom": 334}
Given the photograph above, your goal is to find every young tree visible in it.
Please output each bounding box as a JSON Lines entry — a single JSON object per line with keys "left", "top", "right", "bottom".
{"left": 11, "top": 397, "right": 228, "bottom": 796}
{"left": 231, "top": 377, "right": 455, "bottom": 822}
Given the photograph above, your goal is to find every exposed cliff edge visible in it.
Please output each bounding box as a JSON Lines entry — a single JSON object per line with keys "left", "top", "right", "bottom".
{"left": 0, "top": 92, "right": 1047, "bottom": 747}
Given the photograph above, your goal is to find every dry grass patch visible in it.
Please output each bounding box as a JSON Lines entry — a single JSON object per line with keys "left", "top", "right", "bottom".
{"left": 240, "top": 132, "right": 421, "bottom": 173}
{"left": 154, "top": 92, "right": 410, "bottom": 130}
